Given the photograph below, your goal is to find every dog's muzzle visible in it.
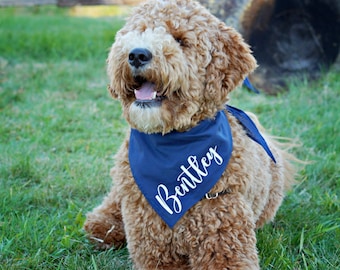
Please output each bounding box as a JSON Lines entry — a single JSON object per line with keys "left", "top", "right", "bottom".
{"left": 128, "top": 48, "right": 152, "bottom": 69}
{"left": 128, "top": 48, "right": 166, "bottom": 107}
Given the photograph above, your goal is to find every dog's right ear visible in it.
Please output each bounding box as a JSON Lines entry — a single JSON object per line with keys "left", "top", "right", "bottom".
{"left": 107, "top": 54, "right": 119, "bottom": 99}
{"left": 108, "top": 84, "right": 119, "bottom": 99}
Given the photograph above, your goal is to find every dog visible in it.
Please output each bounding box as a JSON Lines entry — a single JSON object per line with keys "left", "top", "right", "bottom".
{"left": 84, "top": 0, "right": 296, "bottom": 269}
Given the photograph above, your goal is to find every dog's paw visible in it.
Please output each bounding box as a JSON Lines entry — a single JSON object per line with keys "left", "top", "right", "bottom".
{"left": 84, "top": 212, "right": 126, "bottom": 250}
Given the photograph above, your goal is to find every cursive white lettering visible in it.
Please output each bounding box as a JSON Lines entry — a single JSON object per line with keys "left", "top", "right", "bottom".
{"left": 154, "top": 146, "right": 224, "bottom": 215}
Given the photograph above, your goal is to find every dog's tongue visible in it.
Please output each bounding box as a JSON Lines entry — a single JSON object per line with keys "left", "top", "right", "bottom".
{"left": 134, "top": 82, "right": 156, "bottom": 100}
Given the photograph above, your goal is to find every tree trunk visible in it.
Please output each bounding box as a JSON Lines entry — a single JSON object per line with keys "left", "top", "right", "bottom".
{"left": 200, "top": 0, "right": 340, "bottom": 93}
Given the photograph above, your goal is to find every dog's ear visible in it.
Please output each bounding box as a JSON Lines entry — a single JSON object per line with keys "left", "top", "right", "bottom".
{"left": 107, "top": 55, "right": 120, "bottom": 99}
{"left": 107, "top": 84, "right": 119, "bottom": 99}
{"left": 205, "top": 23, "right": 257, "bottom": 104}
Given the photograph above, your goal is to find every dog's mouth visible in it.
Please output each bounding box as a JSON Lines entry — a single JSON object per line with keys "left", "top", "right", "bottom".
{"left": 133, "top": 76, "right": 165, "bottom": 107}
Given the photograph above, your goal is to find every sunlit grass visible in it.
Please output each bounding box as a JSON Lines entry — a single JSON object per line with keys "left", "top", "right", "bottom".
{"left": 69, "top": 5, "right": 131, "bottom": 17}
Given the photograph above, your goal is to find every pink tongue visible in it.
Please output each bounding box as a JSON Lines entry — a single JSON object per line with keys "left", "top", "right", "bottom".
{"left": 134, "top": 82, "right": 156, "bottom": 100}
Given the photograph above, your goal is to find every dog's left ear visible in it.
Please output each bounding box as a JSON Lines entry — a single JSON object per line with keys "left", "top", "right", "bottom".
{"left": 205, "top": 22, "right": 257, "bottom": 103}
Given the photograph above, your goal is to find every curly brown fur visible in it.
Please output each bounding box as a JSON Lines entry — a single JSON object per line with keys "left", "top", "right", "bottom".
{"left": 84, "top": 0, "right": 297, "bottom": 269}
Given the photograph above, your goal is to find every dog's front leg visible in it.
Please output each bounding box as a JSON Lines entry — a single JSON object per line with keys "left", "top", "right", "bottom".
{"left": 84, "top": 184, "right": 126, "bottom": 250}
{"left": 188, "top": 194, "right": 259, "bottom": 270}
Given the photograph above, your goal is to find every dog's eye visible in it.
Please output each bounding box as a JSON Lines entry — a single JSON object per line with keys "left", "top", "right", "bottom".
{"left": 175, "top": 38, "right": 185, "bottom": 47}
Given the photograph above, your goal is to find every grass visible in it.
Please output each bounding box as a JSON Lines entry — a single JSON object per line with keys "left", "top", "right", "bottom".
{"left": 231, "top": 73, "right": 340, "bottom": 269}
{"left": 0, "top": 6, "right": 339, "bottom": 270}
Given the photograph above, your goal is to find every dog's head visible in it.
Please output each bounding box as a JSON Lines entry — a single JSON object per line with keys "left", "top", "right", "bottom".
{"left": 107, "top": 0, "right": 257, "bottom": 134}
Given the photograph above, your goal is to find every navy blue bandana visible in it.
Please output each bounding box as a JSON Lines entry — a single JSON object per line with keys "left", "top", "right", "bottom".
{"left": 129, "top": 106, "right": 276, "bottom": 228}
{"left": 227, "top": 105, "right": 276, "bottom": 163}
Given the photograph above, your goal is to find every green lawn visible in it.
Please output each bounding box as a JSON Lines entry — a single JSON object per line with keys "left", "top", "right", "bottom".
{"left": 0, "top": 6, "right": 339, "bottom": 270}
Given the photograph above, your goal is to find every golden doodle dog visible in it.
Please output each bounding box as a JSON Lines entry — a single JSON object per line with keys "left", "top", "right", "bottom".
{"left": 84, "top": 0, "right": 296, "bottom": 268}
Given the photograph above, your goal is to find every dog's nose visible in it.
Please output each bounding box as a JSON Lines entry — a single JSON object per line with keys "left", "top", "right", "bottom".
{"left": 128, "top": 48, "right": 152, "bottom": 68}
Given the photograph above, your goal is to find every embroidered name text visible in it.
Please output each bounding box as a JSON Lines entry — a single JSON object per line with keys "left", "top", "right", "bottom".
{"left": 155, "top": 146, "right": 223, "bottom": 215}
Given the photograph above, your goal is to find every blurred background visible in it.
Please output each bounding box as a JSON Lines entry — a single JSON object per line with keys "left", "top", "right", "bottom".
{"left": 1, "top": 0, "right": 339, "bottom": 94}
